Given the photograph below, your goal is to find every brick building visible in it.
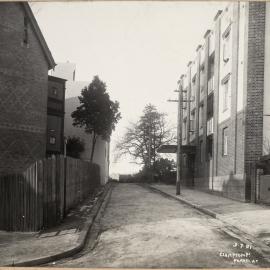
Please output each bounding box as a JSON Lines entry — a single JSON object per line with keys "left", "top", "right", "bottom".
{"left": 0, "top": 3, "right": 55, "bottom": 175}
{"left": 47, "top": 76, "right": 66, "bottom": 156}
{"left": 177, "top": 2, "right": 270, "bottom": 201}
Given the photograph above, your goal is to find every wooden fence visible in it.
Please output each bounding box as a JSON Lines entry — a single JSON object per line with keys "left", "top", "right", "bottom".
{"left": 0, "top": 156, "right": 100, "bottom": 232}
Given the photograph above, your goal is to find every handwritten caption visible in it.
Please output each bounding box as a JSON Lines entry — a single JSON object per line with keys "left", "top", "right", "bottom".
{"left": 219, "top": 242, "right": 258, "bottom": 264}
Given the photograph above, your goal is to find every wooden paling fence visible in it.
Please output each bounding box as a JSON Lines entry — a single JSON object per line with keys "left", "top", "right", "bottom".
{"left": 0, "top": 155, "right": 100, "bottom": 232}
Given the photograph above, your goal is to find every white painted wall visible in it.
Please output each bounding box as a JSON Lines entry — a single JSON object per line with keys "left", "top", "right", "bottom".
{"left": 51, "top": 62, "right": 76, "bottom": 82}
{"left": 65, "top": 97, "right": 110, "bottom": 185}
{"left": 218, "top": 3, "right": 233, "bottom": 123}
{"left": 263, "top": 3, "right": 270, "bottom": 155}
{"left": 200, "top": 44, "right": 205, "bottom": 64}
{"left": 237, "top": 2, "right": 246, "bottom": 113}
{"left": 52, "top": 63, "right": 110, "bottom": 185}
{"left": 209, "top": 31, "right": 215, "bottom": 55}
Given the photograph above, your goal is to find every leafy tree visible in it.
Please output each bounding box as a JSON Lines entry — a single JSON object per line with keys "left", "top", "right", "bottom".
{"left": 66, "top": 136, "right": 85, "bottom": 158}
{"left": 115, "top": 104, "right": 175, "bottom": 169}
{"left": 71, "top": 76, "right": 121, "bottom": 162}
{"left": 153, "top": 158, "right": 176, "bottom": 177}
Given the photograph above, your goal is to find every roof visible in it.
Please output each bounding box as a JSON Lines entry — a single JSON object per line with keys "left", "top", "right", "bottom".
{"left": 157, "top": 145, "right": 177, "bottom": 153}
{"left": 21, "top": 3, "right": 56, "bottom": 70}
{"left": 157, "top": 145, "right": 196, "bottom": 155}
{"left": 48, "top": 75, "right": 67, "bottom": 83}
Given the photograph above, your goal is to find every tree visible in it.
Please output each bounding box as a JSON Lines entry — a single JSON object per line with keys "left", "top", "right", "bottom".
{"left": 154, "top": 158, "right": 176, "bottom": 178}
{"left": 71, "top": 76, "right": 121, "bottom": 162}
{"left": 66, "top": 136, "right": 85, "bottom": 158}
{"left": 115, "top": 104, "right": 175, "bottom": 169}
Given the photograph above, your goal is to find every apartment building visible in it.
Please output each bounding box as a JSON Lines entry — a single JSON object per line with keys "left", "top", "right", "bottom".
{"left": 179, "top": 2, "right": 270, "bottom": 201}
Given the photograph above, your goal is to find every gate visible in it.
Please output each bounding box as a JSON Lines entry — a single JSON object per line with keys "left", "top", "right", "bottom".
{"left": 248, "top": 155, "right": 270, "bottom": 204}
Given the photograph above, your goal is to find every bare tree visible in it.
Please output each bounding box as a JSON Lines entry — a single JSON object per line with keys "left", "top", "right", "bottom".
{"left": 115, "top": 104, "right": 176, "bottom": 168}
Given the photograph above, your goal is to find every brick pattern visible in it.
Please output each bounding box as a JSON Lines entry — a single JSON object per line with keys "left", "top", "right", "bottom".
{"left": 181, "top": 3, "right": 252, "bottom": 202}
{"left": 0, "top": 3, "right": 49, "bottom": 175}
{"left": 245, "top": 2, "right": 266, "bottom": 164}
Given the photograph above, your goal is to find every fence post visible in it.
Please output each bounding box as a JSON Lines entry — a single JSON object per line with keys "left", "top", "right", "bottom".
{"left": 63, "top": 156, "right": 67, "bottom": 217}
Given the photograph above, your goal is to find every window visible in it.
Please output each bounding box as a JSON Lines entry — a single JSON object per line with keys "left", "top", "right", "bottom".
{"left": 223, "top": 81, "right": 229, "bottom": 111}
{"left": 49, "top": 136, "right": 56, "bottom": 145}
{"left": 200, "top": 140, "right": 203, "bottom": 163}
{"left": 199, "top": 105, "right": 204, "bottom": 129}
{"left": 183, "top": 89, "right": 188, "bottom": 109}
{"left": 183, "top": 120, "right": 187, "bottom": 139}
{"left": 192, "top": 74, "right": 196, "bottom": 84}
{"left": 23, "top": 16, "right": 29, "bottom": 46}
{"left": 190, "top": 111, "right": 195, "bottom": 132}
{"left": 200, "top": 69, "right": 204, "bottom": 93}
{"left": 207, "top": 136, "right": 213, "bottom": 159}
{"left": 222, "top": 31, "right": 230, "bottom": 63}
{"left": 222, "top": 128, "right": 228, "bottom": 156}
{"left": 73, "top": 70, "right": 76, "bottom": 81}
{"left": 183, "top": 154, "right": 187, "bottom": 167}
{"left": 207, "top": 118, "right": 214, "bottom": 135}
{"left": 52, "top": 87, "right": 58, "bottom": 96}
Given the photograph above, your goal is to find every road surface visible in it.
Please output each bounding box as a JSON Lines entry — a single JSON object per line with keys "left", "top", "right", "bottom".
{"left": 50, "top": 183, "right": 267, "bottom": 268}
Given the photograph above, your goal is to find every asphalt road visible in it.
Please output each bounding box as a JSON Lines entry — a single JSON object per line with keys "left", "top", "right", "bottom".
{"left": 50, "top": 183, "right": 267, "bottom": 268}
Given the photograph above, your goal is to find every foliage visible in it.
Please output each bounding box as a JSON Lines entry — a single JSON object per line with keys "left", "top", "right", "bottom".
{"left": 66, "top": 136, "right": 85, "bottom": 158}
{"left": 71, "top": 76, "right": 121, "bottom": 162}
{"left": 153, "top": 158, "right": 176, "bottom": 177}
{"left": 115, "top": 104, "right": 176, "bottom": 169}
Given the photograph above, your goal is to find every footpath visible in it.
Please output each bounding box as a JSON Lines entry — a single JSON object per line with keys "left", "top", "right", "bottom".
{"left": 0, "top": 182, "right": 114, "bottom": 267}
{"left": 148, "top": 183, "right": 270, "bottom": 255}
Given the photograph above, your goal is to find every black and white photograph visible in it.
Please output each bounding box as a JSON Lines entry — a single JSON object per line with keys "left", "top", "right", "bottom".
{"left": 1, "top": 1, "right": 270, "bottom": 268}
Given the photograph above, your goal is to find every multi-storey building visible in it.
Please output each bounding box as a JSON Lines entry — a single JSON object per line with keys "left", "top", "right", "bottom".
{"left": 179, "top": 2, "right": 270, "bottom": 202}
{"left": 46, "top": 75, "right": 66, "bottom": 156}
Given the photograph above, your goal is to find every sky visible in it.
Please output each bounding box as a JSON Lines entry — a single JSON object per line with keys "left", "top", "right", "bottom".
{"left": 31, "top": 1, "right": 227, "bottom": 175}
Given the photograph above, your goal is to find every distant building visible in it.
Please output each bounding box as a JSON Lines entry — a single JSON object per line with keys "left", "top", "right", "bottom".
{"left": 65, "top": 97, "right": 110, "bottom": 185}
{"left": 52, "top": 63, "right": 110, "bottom": 185}
{"left": 47, "top": 76, "right": 66, "bottom": 156}
{"left": 51, "top": 62, "right": 76, "bottom": 82}
{"left": 0, "top": 3, "right": 55, "bottom": 175}
{"left": 175, "top": 2, "right": 270, "bottom": 202}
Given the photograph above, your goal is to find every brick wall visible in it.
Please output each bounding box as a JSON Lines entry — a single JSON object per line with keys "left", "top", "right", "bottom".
{"left": 243, "top": 2, "right": 266, "bottom": 201}
{"left": 245, "top": 2, "right": 265, "bottom": 164}
{"left": 0, "top": 3, "right": 49, "bottom": 175}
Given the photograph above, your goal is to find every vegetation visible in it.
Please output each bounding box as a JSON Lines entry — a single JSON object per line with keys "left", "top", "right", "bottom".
{"left": 71, "top": 76, "right": 121, "bottom": 162}
{"left": 115, "top": 104, "right": 175, "bottom": 181}
{"left": 66, "top": 136, "right": 85, "bottom": 158}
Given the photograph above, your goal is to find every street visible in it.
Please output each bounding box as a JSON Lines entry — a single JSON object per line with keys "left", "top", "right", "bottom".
{"left": 49, "top": 183, "right": 267, "bottom": 268}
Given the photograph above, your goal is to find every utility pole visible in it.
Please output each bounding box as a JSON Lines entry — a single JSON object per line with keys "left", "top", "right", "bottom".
{"left": 168, "top": 77, "right": 183, "bottom": 195}
{"left": 176, "top": 78, "right": 183, "bottom": 195}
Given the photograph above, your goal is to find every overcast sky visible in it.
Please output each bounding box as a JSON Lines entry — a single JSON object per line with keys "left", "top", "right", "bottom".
{"left": 31, "top": 1, "right": 227, "bottom": 175}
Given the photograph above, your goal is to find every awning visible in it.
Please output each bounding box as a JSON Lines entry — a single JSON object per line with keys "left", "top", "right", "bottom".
{"left": 157, "top": 145, "right": 196, "bottom": 155}
{"left": 157, "top": 145, "right": 177, "bottom": 153}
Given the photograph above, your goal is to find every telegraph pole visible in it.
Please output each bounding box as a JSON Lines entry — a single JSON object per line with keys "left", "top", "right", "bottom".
{"left": 168, "top": 78, "right": 183, "bottom": 195}
{"left": 176, "top": 78, "right": 183, "bottom": 195}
